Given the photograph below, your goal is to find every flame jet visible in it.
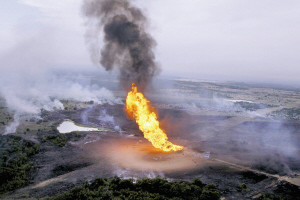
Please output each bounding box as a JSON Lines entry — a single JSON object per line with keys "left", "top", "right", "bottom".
{"left": 126, "top": 83, "right": 184, "bottom": 152}
{"left": 83, "top": 1, "right": 181, "bottom": 151}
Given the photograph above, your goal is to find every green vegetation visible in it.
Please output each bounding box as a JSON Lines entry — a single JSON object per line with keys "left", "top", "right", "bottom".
{"left": 259, "top": 192, "right": 286, "bottom": 200}
{"left": 237, "top": 183, "right": 249, "bottom": 192}
{"left": 42, "top": 134, "right": 68, "bottom": 147}
{"left": 234, "top": 102, "right": 278, "bottom": 111}
{"left": 0, "top": 135, "right": 39, "bottom": 194}
{"left": 49, "top": 177, "right": 221, "bottom": 200}
{"left": 85, "top": 100, "right": 94, "bottom": 105}
{"left": 41, "top": 132, "right": 81, "bottom": 146}
{"left": 268, "top": 107, "right": 300, "bottom": 120}
{"left": 72, "top": 132, "right": 81, "bottom": 141}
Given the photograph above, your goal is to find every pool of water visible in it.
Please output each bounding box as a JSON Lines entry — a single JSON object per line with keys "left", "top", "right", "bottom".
{"left": 57, "top": 120, "right": 100, "bottom": 133}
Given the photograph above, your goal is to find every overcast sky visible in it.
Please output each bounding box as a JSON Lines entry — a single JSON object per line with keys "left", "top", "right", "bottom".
{"left": 1, "top": 0, "right": 300, "bottom": 84}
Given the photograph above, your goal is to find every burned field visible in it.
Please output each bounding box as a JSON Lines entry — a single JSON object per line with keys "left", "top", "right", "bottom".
{"left": 0, "top": 79, "right": 300, "bottom": 199}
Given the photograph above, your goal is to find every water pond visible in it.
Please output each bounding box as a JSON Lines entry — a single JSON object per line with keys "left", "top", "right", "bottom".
{"left": 57, "top": 120, "right": 100, "bottom": 133}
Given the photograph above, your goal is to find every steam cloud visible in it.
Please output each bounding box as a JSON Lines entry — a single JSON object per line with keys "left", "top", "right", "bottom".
{"left": 82, "top": 0, "right": 160, "bottom": 91}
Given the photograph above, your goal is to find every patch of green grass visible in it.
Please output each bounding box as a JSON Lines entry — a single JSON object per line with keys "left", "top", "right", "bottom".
{"left": 237, "top": 183, "right": 249, "bottom": 192}
{"left": 41, "top": 132, "right": 82, "bottom": 147}
{"left": 42, "top": 135, "right": 68, "bottom": 147}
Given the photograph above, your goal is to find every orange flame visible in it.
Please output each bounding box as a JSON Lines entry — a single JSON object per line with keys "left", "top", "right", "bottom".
{"left": 125, "top": 83, "right": 184, "bottom": 152}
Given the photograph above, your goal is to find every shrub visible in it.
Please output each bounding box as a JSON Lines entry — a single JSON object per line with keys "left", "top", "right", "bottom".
{"left": 259, "top": 192, "right": 286, "bottom": 200}
{"left": 200, "top": 184, "right": 221, "bottom": 200}
{"left": 49, "top": 177, "right": 221, "bottom": 200}
{"left": 41, "top": 135, "right": 68, "bottom": 147}
{"left": 0, "top": 135, "right": 39, "bottom": 194}
{"left": 237, "top": 183, "right": 249, "bottom": 192}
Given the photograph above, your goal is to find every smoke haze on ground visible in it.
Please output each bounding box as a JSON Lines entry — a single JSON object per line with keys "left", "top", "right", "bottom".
{"left": 146, "top": 79, "right": 299, "bottom": 175}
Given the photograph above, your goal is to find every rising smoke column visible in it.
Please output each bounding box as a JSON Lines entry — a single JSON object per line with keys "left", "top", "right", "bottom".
{"left": 82, "top": 0, "right": 160, "bottom": 91}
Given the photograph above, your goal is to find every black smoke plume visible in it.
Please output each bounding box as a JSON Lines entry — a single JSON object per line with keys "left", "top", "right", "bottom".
{"left": 82, "top": 0, "right": 160, "bottom": 91}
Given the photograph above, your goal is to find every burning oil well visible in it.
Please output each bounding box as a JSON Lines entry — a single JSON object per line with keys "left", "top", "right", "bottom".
{"left": 82, "top": 0, "right": 300, "bottom": 177}
{"left": 83, "top": 0, "right": 183, "bottom": 152}
{"left": 125, "top": 83, "right": 183, "bottom": 151}
{"left": 80, "top": 2, "right": 300, "bottom": 199}
{"left": 1, "top": 0, "right": 300, "bottom": 199}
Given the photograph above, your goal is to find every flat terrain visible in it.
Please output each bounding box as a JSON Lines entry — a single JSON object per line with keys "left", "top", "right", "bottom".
{"left": 1, "top": 78, "right": 300, "bottom": 199}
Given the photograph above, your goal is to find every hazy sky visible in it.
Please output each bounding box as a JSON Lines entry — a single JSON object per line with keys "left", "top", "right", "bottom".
{"left": 1, "top": 0, "right": 300, "bottom": 84}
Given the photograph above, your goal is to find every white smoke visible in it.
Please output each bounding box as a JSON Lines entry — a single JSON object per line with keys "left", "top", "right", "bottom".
{"left": 0, "top": 71, "right": 121, "bottom": 112}
{"left": 2, "top": 87, "right": 64, "bottom": 115}
{"left": 81, "top": 106, "right": 94, "bottom": 125}
{"left": 0, "top": 73, "right": 122, "bottom": 135}
{"left": 51, "top": 79, "right": 122, "bottom": 105}
{"left": 4, "top": 113, "right": 20, "bottom": 135}
{"left": 99, "top": 109, "right": 115, "bottom": 124}
{"left": 0, "top": 29, "right": 122, "bottom": 135}
{"left": 113, "top": 168, "right": 165, "bottom": 180}
{"left": 0, "top": 68, "right": 122, "bottom": 135}
{"left": 99, "top": 109, "right": 120, "bottom": 131}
